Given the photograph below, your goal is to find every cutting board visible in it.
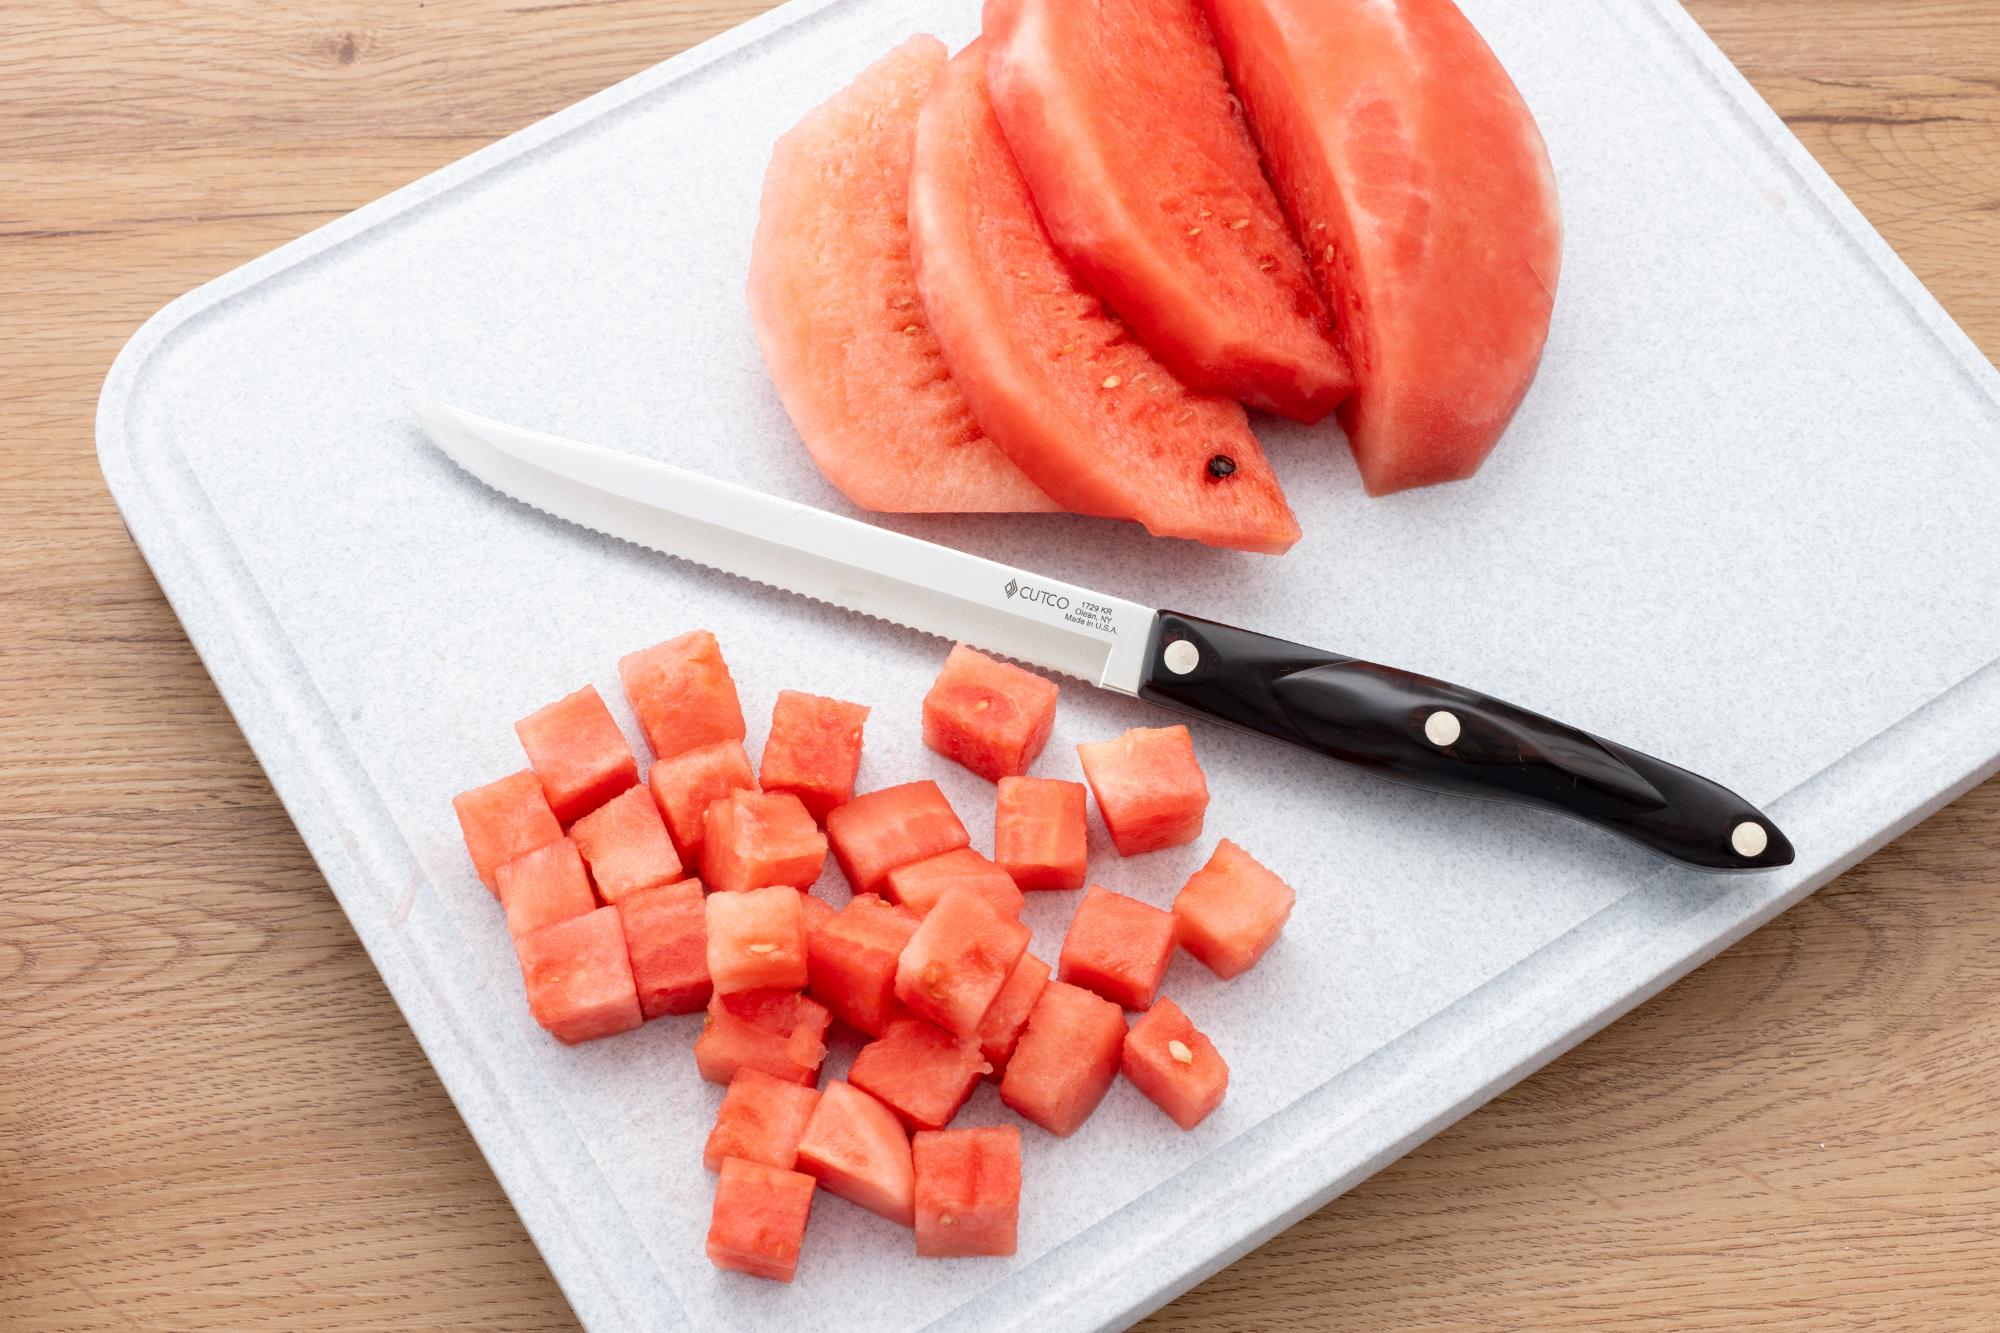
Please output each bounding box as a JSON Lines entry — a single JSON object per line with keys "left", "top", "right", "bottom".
{"left": 96, "top": 0, "right": 2000, "bottom": 1328}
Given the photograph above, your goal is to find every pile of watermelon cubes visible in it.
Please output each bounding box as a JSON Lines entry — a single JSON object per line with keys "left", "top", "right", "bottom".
{"left": 452, "top": 631, "right": 1297, "bottom": 1282}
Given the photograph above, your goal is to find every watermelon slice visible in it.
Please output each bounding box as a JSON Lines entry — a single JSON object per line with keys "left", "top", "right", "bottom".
{"left": 894, "top": 884, "right": 1032, "bottom": 1040}
{"left": 997, "top": 979, "right": 1127, "bottom": 1136}
{"left": 453, "top": 770, "right": 562, "bottom": 892}
{"left": 1121, "top": 996, "right": 1228, "bottom": 1129}
{"left": 748, "top": 35, "right": 1055, "bottom": 515}
{"left": 617, "top": 879, "right": 712, "bottom": 1018}
{"left": 983, "top": 0, "right": 1349, "bottom": 422}
{"left": 848, "top": 1017, "right": 989, "bottom": 1132}
{"left": 568, "top": 785, "right": 683, "bottom": 904}
{"left": 495, "top": 838, "right": 596, "bottom": 939}
{"left": 703, "top": 790, "right": 828, "bottom": 894}
{"left": 1057, "top": 884, "right": 1178, "bottom": 1010}
{"left": 647, "top": 740, "right": 757, "bottom": 868}
{"left": 514, "top": 906, "right": 643, "bottom": 1045}
{"left": 796, "top": 1081, "right": 917, "bottom": 1227}
{"left": 806, "top": 893, "right": 923, "bottom": 1037}
{"left": 1172, "top": 837, "right": 1295, "bottom": 978}
{"left": 514, "top": 685, "right": 639, "bottom": 826}
{"left": 798, "top": 889, "right": 836, "bottom": 937}
{"left": 759, "top": 691, "right": 870, "bottom": 823}
{"left": 921, "top": 644, "right": 1060, "bottom": 782}
{"left": 694, "top": 988, "right": 831, "bottom": 1087}
{"left": 909, "top": 42, "right": 1301, "bottom": 554}
{"left": 912, "top": 1126, "right": 1021, "bottom": 1258}
{"left": 826, "top": 780, "right": 970, "bottom": 895}
{"left": 707, "top": 1156, "right": 816, "bottom": 1282}
{"left": 704, "top": 1068, "right": 822, "bottom": 1172}
{"left": 618, "top": 630, "right": 746, "bottom": 761}
{"left": 992, "top": 776, "right": 1089, "bottom": 891}
{"left": 975, "top": 951, "right": 1050, "bottom": 1078}
{"left": 884, "top": 847, "right": 1026, "bottom": 920}
{"left": 1204, "top": 0, "right": 1562, "bottom": 493}
{"left": 1076, "top": 725, "right": 1209, "bottom": 855}
{"left": 706, "top": 885, "right": 809, "bottom": 994}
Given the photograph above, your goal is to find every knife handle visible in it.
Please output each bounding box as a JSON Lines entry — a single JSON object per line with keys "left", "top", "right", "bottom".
{"left": 1138, "top": 612, "right": 1793, "bottom": 870}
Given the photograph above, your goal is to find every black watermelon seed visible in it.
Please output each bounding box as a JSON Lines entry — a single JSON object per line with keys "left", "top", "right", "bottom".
{"left": 1206, "top": 454, "right": 1238, "bottom": 480}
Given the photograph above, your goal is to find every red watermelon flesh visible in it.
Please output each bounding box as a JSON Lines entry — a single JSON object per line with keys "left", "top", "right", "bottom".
{"left": 703, "top": 790, "right": 828, "bottom": 895}
{"left": 759, "top": 690, "right": 869, "bottom": 824}
{"left": 826, "top": 780, "right": 969, "bottom": 896}
{"left": 796, "top": 1081, "right": 917, "bottom": 1227}
{"left": 618, "top": 630, "right": 745, "bottom": 762}
{"left": 694, "top": 988, "right": 831, "bottom": 1087}
{"left": 912, "top": 1125, "right": 1021, "bottom": 1257}
{"left": 920, "top": 643, "right": 1059, "bottom": 783}
{"left": 895, "top": 884, "right": 1032, "bottom": 1040}
{"left": 647, "top": 740, "right": 757, "bottom": 868}
{"left": 992, "top": 776, "right": 1089, "bottom": 891}
{"left": 617, "top": 879, "right": 712, "bottom": 1018}
{"left": 983, "top": 0, "right": 1349, "bottom": 422}
{"left": 1121, "top": 995, "right": 1229, "bottom": 1129}
{"left": 848, "top": 1017, "right": 990, "bottom": 1132}
{"left": 975, "top": 951, "right": 1050, "bottom": 1078}
{"left": 748, "top": 35, "right": 1056, "bottom": 514}
{"left": 1203, "top": 0, "right": 1562, "bottom": 494}
{"left": 807, "top": 893, "right": 922, "bottom": 1037}
{"left": 883, "top": 847, "right": 1026, "bottom": 920}
{"left": 568, "top": 784, "right": 683, "bottom": 904}
{"left": 704, "top": 1068, "right": 822, "bottom": 1172}
{"left": 1057, "top": 884, "right": 1178, "bottom": 1010}
{"left": 706, "top": 884, "right": 809, "bottom": 995}
{"left": 997, "top": 979, "right": 1126, "bottom": 1136}
{"left": 495, "top": 838, "right": 596, "bottom": 939}
{"left": 514, "top": 906, "right": 643, "bottom": 1046}
{"left": 909, "top": 42, "right": 1301, "bottom": 554}
{"left": 514, "top": 685, "right": 638, "bottom": 826}
{"left": 707, "top": 1156, "right": 816, "bottom": 1282}
{"left": 453, "top": 770, "right": 562, "bottom": 893}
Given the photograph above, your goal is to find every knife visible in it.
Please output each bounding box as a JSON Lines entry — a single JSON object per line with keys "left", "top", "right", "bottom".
{"left": 406, "top": 393, "right": 1793, "bottom": 871}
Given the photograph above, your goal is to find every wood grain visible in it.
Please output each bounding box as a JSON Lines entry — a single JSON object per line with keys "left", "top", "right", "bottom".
{"left": 1, "top": 1, "right": 1995, "bottom": 1328}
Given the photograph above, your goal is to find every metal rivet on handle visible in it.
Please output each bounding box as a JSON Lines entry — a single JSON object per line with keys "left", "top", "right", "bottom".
{"left": 1163, "top": 639, "right": 1200, "bottom": 675}
{"left": 1730, "top": 820, "right": 1769, "bottom": 858}
{"left": 1423, "top": 710, "right": 1461, "bottom": 747}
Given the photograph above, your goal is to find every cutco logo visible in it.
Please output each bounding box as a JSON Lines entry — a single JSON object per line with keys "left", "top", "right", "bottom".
{"left": 1002, "top": 577, "right": 1069, "bottom": 610}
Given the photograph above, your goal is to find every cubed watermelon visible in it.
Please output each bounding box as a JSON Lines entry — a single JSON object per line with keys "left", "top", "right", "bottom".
{"left": 884, "top": 847, "right": 1025, "bottom": 919}
{"left": 760, "top": 690, "right": 870, "bottom": 823}
{"left": 694, "top": 989, "right": 831, "bottom": 1087}
{"left": 795, "top": 1080, "right": 916, "bottom": 1227}
{"left": 704, "top": 1068, "right": 823, "bottom": 1171}
{"left": 921, "top": 644, "right": 1060, "bottom": 781}
{"left": 975, "top": 951, "right": 1050, "bottom": 1078}
{"left": 514, "top": 684, "right": 638, "bottom": 825}
{"left": 707, "top": 885, "right": 809, "bottom": 994}
{"left": 848, "top": 1017, "right": 989, "bottom": 1132}
{"left": 1057, "top": 884, "right": 1177, "bottom": 1010}
{"left": 704, "top": 790, "right": 828, "bottom": 894}
{"left": 798, "top": 890, "right": 836, "bottom": 937}
{"left": 895, "top": 885, "right": 1032, "bottom": 1040}
{"left": 1172, "top": 839, "right": 1296, "bottom": 979}
{"left": 647, "top": 741, "right": 758, "bottom": 867}
{"left": 992, "top": 776, "right": 1089, "bottom": 891}
{"left": 997, "top": 980, "right": 1126, "bottom": 1136}
{"left": 616, "top": 879, "right": 711, "bottom": 1018}
{"left": 913, "top": 1125, "right": 1020, "bottom": 1257}
{"left": 1121, "top": 996, "right": 1228, "bottom": 1130}
{"left": 618, "top": 630, "right": 746, "bottom": 761}
{"left": 826, "top": 780, "right": 969, "bottom": 895}
{"left": 707, "top": 1156, "right": 816, "bottom": 1282}
{"left": 569, "top": 784, "right": 683, "bottom": 904}
{"left": 806, "top": 893, "right": 922, "bottom": 1037}
{"left": 515, "top": 906, "right": 642, "bottom": 1045}
{"left": 495, "top": 837, "right": 595, "bottom": 939}
{"left": 454, "top": 769, "right": 562, "bottom": 892}
{"left": 1076, "top": 725, "right": 1208, "bottom": 855}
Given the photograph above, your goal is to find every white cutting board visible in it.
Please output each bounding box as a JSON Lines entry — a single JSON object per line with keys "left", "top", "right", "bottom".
{"left": 97, "top": 1, "right": 2000, "bottom": 1329}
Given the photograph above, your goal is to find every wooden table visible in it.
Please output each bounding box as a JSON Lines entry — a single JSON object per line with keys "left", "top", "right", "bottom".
{"left": 3, "top": 1, "right": 1995, "bottom": 1326}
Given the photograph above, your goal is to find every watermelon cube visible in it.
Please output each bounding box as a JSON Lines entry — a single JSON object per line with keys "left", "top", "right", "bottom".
{"left": 1076, "top": 725, "right": 1209, "bottom": 855}
{"left": 759, "top": 690, "right": 870, "bottom": 823}
{"left": 848, "top": 1018, "right": 989, "bottom": 1132}
{"left": 798, "top": 889, "right": 836, "bottom": 937}
{"left": 1121, "top": 997, "right": 1228, "bottom": 1130}
{"left": 514, "top": 906, "right": 642, "bottom": 1045}
{"left": 694, "top": 989, "right": 831, "bottom": 1087}
{"left": 997, "top": 980, "right": 1126, "bottom": 1136}
{"left": 895, "top": 885, "right": 1032, "bottom": 1040}
{"left": 1172, "top": 839, "right": 1296, "bottom": 979}
{"left": 975, "top": 951, "right": 1050, "bottom": 1078}
{"left": 796, "top": 1080, "right": 916, "bottom": 1227}
{"left": 703, "top": 790, "right": 828, "bottom": 894}
{"left": 617, "top": 879, "right": 711, "bottom": 1018}
{"left": 495, "top": 838, "right": 595, "bottom": 939}
{"left": 921, "top": 643, "right": 1060, "bottom": 781}
{"left": 618, "top": 629, "right": 746, "bottom": 761}
{"left": 1057, "top": 884, "right": 1177, "bottom": 1010}
{"left": 707, "top": 1156, "right": 816, "bottom": 1283}
{"left": 707, "top": 885, "right": 809, "bottom": 994}
{"left": 647, "top": 740, "right": 758, "bottom": 866}
{"left": 453, "top": 769, "right": 562, "bottom": 892}
{"left": 826, "top": 780, "right": 969, "bottom": 895}
{"left": 992, "top": 776, "right": 1089, "bottom": 891}
{"left": 569, "top": 785, "right": 683, "bottom": 904}
{"left": 913, "top": 1126, "right": 1020, "bottom": 1258}
{"left": 514, "top": 684, "right": 638, "bottom": 826}
{"left": 884, "top": 847, "right": 1025, "bottom": 919}
{"left": 703, "top": 1068, "right": 823, "bottom": 1171}
{"left": 806, "top": 893, "right": 922, "bottom": 1037}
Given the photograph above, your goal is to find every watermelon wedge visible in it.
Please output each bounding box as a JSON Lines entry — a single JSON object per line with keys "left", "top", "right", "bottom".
{"left": 983, "top": 0, "right": 1349, "bottom": 422}
{"left": 1204, "top": 0, "right": 1562, "bottom": 494}
{"left": 748, "top": 36, "right": 1055, "bottom": 514}
{"left": 909, "top": 42, "right": 1301, "bottom": 554}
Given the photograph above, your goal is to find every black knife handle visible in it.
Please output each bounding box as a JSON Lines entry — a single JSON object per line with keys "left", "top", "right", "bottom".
{"left": 1139, "top": 612, "right": 1794, "bottom": 870}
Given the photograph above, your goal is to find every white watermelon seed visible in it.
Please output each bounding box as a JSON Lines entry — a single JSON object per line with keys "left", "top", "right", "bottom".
{"left": 1168, "top": 1040, "right": 1194, "bottom": 1064}
{"left": 1101, "top": 374, "right": 1123, "bottom": 389}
